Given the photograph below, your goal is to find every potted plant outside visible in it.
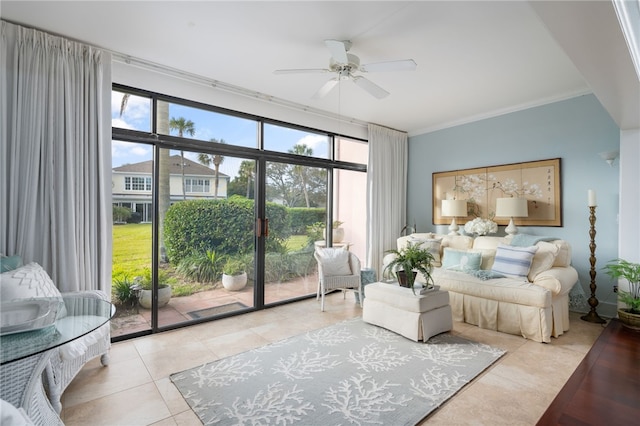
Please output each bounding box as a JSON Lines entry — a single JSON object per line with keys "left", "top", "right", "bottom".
{"left": 323, "top": 220, "right": 345, "bottom": 243}
{"left": 383, "top": 242, "right": 436, "bottom": 294}
{"left": 222, "top": 257, "right": 248, "bottom": 291}
{"left": 135, "top": 268, "right": 172, "bottom": 309}
{"left": 603, "top": 258, "right": 640, "bottom": 330}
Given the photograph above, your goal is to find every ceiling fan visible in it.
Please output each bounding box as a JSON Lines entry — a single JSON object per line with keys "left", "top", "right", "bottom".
{"left": 274, "top": 39, "right": 417, "bottom": 99}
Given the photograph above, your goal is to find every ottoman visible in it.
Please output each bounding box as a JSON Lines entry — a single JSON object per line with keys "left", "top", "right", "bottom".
{"left": 362, "top": 282, "right": 453, "bottom": 342}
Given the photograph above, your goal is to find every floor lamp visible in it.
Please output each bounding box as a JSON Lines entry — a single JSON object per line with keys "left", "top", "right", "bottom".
{"left": 582, "top": 190, "right": 606, "bottom": 323}
{"left": 442, "top": 199, "right": 467, "bottom": 236}
{"left": 495, "top": 198, "right": 528, "bottom": 236}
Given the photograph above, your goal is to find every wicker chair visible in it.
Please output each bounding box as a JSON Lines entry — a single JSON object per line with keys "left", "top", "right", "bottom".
{"left": 314, "top": 248, "right": 362, "bottom": 311}
{"left": 44, "top": 290, "right": 111, "bottom": 414}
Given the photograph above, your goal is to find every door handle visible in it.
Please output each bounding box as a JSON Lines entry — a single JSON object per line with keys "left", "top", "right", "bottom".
{"left": 264, "top": 218, "right": 269, "bottom": 237}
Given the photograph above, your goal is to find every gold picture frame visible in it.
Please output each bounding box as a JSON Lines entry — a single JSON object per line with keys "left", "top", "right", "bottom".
{"left": 433, "top": 158, "right": 562, "bottom": 227}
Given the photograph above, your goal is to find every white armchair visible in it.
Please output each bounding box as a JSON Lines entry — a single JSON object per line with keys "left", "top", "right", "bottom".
{"left": 314, "top": 248, "right": 362, "bottom": 311}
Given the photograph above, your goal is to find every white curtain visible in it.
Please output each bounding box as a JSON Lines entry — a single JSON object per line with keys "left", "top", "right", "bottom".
{"left": 1, "top": 20, "right": 112, "bottom": 293}
{"left": 366, "top": 124, "right": 408, "bottom": 277}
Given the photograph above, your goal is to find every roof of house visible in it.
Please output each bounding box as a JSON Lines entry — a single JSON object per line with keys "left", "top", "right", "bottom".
{"left": 113, "top": 155, "right": 228, "bottom": 177}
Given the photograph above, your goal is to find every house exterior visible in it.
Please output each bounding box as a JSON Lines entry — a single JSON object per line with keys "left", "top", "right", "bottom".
{"left": 112, "top": 155, "right": 229, "bottom": 222}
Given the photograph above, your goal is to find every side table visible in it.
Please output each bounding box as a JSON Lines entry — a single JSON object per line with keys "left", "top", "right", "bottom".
{"left": 355, "top": 268, "right": 377, "bottom": 304}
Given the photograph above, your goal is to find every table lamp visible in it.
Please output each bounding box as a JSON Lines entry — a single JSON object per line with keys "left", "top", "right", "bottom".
{"left": 495, "top": 198, "right": 528, "bottom": 236}
{"left": 441, "top": 199, "right": 467, "bottom": 235}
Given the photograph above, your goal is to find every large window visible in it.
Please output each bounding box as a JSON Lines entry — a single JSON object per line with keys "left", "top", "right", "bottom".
{"left": 111, "top": 85, "right": 367, "bottom": 340}
{"left": 124, "top": 176, "right": 152, "bottom": 191}
{"left": 185, "top": 178, "right": 210, "bottom": 193}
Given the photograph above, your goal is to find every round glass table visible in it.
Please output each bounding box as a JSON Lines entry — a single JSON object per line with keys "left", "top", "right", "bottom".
{"left": 1, "top": 296, "right": 113, "bottom": 425}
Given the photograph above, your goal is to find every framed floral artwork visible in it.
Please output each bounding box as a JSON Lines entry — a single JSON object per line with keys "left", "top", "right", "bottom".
{"left": 432, "top": 158, "right": 562, "bottom": 226}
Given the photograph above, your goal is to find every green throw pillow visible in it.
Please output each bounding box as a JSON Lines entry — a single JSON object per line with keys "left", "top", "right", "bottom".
{"left": 442, "top": 248, "right": 482, "bottom": 272}
{"left": 0, "top": 255, "right": 23, "bottom": 273}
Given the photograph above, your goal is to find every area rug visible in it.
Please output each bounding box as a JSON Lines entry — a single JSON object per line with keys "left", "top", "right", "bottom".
{"left": 170, "top": 318, "right": 505, "bottom": 425}
{"left": 187, "top": 302, "right": 249, "bottom": 319}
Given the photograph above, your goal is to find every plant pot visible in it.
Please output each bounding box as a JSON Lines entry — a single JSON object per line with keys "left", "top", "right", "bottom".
{"left": 617, "top": 308, "right": 640, "bottom": 331}
{"left": 323, "top": 227, "right": 344, "bottom": 243}
{"left": 222, "top": 272, "right": 248, "bottom": 291}
{"left": 138, "top": 285, "right": 171, "bottom": 309}
{"left": 397, "top": 270, "right": 417, "bottom": 288}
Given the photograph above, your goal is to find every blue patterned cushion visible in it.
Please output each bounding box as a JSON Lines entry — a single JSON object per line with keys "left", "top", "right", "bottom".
{"left": 0, "top": 255, "right": 23, "bottom": 273}
{"left": 491, "top": 244, "right": 539, "bottom": 278}
{"left": 442, "top": 248, "right": 482, "bottom": 272}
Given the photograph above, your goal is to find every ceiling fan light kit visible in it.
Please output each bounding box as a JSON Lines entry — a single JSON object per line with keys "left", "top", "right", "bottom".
{"left": 274, "top": 39, "right": 416, "bottom": 99}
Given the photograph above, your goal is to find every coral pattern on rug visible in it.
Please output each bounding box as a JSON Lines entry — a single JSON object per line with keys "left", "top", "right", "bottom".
{"left": 170, "top": 318, "right": 505, "bottom": 425}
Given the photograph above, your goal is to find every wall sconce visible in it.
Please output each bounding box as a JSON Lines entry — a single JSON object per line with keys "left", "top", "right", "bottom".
{"left": 495, "top": 198, "right": 528, "bottom": 236}
{"left": 598, "top": 150, "right": 619, "bottom": 167}
{"left": 442, "top": 199, "right": 468, "bottom": 236}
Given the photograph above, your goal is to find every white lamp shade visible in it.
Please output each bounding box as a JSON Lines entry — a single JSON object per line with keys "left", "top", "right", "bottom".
{"left": 495, "top": 198, "right": 528, "bottom": 218}
{"left": 442, "top": 199, "right": 467, "bottom": 217}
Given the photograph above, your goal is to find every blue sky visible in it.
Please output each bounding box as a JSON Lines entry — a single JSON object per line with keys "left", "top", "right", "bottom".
{"left": 111, "top": 91, "right": 329, "bottom": 178}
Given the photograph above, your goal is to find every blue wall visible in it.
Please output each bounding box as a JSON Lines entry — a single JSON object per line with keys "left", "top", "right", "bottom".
{"left": 408, "top": 94, "right": 620, "bottom": 316}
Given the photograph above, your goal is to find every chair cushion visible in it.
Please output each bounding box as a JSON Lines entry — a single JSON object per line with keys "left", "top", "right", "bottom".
{"left": 0, "top": 263, "right": 66, "bottom": 318}
{"left": 491, "top": 244, "right": 539, "bottom": 279}
{"left": 316, "top": 248, "right": 351, "bottom": 276}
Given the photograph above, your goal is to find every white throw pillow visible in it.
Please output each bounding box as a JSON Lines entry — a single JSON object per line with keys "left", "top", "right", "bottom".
{"left": 491, "top": 244, "right": 539, "bottom": 279}
{"left": 316, "top": 248, "right": 352, "bottom": 277}
{"left": 1, "top": 262, "right": 66, "bottom": 318}
{"left": 528, "top": 241, "right": 560, "bottom": 281}
{"left": 410, "top": 237, "right": 442, "bottom": 266}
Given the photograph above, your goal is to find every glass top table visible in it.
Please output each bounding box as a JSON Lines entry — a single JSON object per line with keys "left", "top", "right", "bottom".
{"left": 1, "top": 296, "right": 113, "bottom": 365}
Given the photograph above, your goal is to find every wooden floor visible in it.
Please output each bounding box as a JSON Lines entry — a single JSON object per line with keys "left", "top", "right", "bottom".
{"left": 537, "top": 319, "right": 640, "bottom": 425}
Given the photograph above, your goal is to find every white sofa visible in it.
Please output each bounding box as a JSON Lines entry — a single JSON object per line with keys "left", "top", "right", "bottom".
{"left": 392, "top": 233, "right": 578, "bottom": 343}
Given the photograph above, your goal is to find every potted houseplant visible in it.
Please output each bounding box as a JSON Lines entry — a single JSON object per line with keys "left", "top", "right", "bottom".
{"left": 383, "top": 242, "right": 436, "bottom": 294}
{"left": 222, "top": 257, "right": 248, "bottom": 291}
{"left": 603, "top": 258, "right": 640, "bottom": 330}
{"left": 323, "top": 220, "right": 345, "bottom": 243}
{"left": 134, "top": 268, "right": 172, "bottom": 309}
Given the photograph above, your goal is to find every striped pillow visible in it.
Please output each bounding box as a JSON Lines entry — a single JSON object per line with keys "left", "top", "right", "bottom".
{"left": 491, "top": 244, "right": 539, "bottom": 279}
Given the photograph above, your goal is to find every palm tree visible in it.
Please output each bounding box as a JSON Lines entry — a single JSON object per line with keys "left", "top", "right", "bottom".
{"left": 197, "top": 138, "right": 226, "bottom": 198}
{"left": 120, "top": 94, "right": 171, "bottom": 262}
{"left": 289, "top": 144, "right": 313, "bottom": 207}
{"left": 169, "top": 117, "right": 195, "bottom": 200}
{"left": 238, "top": 160, "right": 255, "bottom": 199}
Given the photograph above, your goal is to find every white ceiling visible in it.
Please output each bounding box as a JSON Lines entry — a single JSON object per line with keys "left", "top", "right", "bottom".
{"left": 2, "top": 1, "right": 638, "bottom": 135}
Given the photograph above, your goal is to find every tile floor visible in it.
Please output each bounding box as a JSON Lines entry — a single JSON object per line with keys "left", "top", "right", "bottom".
{"left": 60, "top": 293, "right": 606, "bottom": 425}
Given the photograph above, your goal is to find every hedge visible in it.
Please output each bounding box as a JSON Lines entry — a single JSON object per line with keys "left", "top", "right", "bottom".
{"left": 163, "top": 196, "right": 288, "bottom": 264}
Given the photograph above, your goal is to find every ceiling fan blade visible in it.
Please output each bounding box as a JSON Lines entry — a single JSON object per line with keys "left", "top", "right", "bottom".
{"left": 352, "top": 76, "right": 390, "bottom": 99}
{"left": 360, "top": 59, "right": 417, "bottom": 73}
{"left": 274, "top": 68, "right": 329, "bottom": 75}
{"left": 312, "top": 78, "right": 339, "bottom": 99}
{"left": 324, "top": 39, "right": 349, "bottom": 64}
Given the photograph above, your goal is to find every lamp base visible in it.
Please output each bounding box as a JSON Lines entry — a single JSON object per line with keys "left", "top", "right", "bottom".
{"left": 448, "top": 218, "right": 460, "bottom": 236}
{"left": 581, "top": 310, "right": 606, "bottom": 324}
{"left": 505, "top": 218, "right": 518, "bottom": 236}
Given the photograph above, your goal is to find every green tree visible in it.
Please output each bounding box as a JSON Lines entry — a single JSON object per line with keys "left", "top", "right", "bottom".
{"left": 228, "top": 160, "right": 255, "bottom": 199}
{"left": 289, "top": 144, "right": 313, "bottom": 207}
{"left": 120, "top": 95, "right": 171, "bottom": 262}
{"left": 197, "top": 138, "right": 226, "bottom": 198}
{"left": 169, "top": 117, "right": 196, "bottom": 200}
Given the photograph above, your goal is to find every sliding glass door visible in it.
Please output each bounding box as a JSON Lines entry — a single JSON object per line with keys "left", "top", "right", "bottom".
{"left": 111, "top": 86, "right": 368, "bottom": 339}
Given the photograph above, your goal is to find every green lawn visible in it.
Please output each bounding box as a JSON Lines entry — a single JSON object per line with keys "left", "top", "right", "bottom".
{"left": 112, "top": 223, "right": 152, "bottom": 278}
{"left": 112, "top": 223, "right": 308, "bottom": 278}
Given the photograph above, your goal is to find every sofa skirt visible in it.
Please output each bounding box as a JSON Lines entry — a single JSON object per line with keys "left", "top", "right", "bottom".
{"left": 448, "top": 292, "right": 556, "bottom": 343}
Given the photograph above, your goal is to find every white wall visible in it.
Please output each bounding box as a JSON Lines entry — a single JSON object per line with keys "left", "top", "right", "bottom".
{"left": 618, "top": 128, "right": 640, "bottom": 303}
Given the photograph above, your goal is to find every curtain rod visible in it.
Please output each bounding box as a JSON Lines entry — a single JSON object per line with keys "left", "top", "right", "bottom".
{"left": 111, "top": 53, "right": 369, "bottom": 129}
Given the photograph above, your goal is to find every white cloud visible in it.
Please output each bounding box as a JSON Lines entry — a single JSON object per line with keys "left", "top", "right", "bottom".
{"left": 298, "top": 134, "right": 327, "bottom": 152}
